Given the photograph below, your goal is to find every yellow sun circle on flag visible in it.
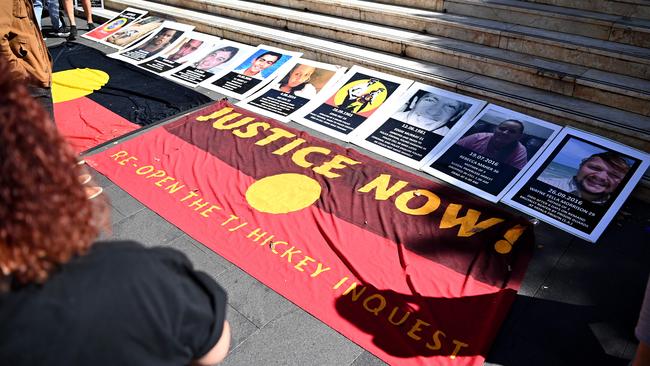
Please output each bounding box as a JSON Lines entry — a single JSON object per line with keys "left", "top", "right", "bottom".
{"left": 333, "top": 79, "right": 388, "bottom": 114}
{"left": 52, "top": 68, "right": 109, "bottom": 103}
{"left": 246, "top": 173, "right": 322, "bottom": 214}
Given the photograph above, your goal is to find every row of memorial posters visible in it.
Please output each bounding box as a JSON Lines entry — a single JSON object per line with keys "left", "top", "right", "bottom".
{"left": 82, "top": 9, "right": 650, "bottom": 243}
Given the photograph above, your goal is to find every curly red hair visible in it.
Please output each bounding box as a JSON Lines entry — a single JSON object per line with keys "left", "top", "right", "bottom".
{"left": 0, "top": 60, "right": 106, "bottom": 285}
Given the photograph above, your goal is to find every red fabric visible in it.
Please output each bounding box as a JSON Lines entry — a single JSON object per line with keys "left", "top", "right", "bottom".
{"left": 54, "top": 97, "right": 138, "bottom": 153}
{"left": 88, "top": 100, "right": 534, "bottom": 365}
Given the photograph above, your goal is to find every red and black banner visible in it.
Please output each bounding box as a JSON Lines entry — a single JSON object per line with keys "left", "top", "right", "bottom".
{"left": 88, "top": 100, "right": 534, "bottom": 365}
{"left": 50, "top": 43, "right": 211, "bottom": 153}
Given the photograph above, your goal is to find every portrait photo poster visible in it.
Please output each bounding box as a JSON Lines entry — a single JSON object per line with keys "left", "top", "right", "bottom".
{"left": 421, "top": 104, "right": 562, "bottom": 202}
{"left": 351, "top": 82, "right": 487, "bottom": 169}
{"left": 200, "top": 45, "right": 302, "bottom": 100}
{"left": 81, "top": 7, "right": 146, "bottom": 41}
{"left": 237, "top": 58, "right": 347, "bottom": 123}
{"left": 502, "top": 127, "right": 650, "bottom": 242}
{"left": 137, "top": 32, "right": 220, "bottom": 75}
{"left": 98, "top": 16, "right": 165, "bottom": 50}
{"left": 108, "top": 21, "right": 194, "bottom": 65}
{"left": 292, "top": 65, "right": 413, "bottom": 142}
{"left": 163, "top": 40, "right": 255, "bottom": 88}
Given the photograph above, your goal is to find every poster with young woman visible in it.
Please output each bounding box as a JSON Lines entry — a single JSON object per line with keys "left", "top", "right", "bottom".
{"left": 200, "top": 45, "right": 302, "bottom": 99}
{"left": 502, "top": 127, "right": 649, "bottom": 242}
{"left": 99, "top": 16, "right": 164, "bottom": 50}
{"left": 292, "top": 65, "right": 412, "bottom": 142}
{"left": 421, "top": 104, "right": 561, "bottom": 202}
{"left": 236, "top": 59, "right": 347, "bottom": 123}
{"left": 81, "top": 7, "right": 146, "bottom": 41}
{"left": 163, "top": 40, "right": 255, "bottom": 88}
{"left": 137, "top": 32, "right": 220, "bottom": 75}
{"left": 350, "top": 82, "right": 487, "bottom": 169}
{"left": 107, "top": 22, "right": 194, "bottom": 65}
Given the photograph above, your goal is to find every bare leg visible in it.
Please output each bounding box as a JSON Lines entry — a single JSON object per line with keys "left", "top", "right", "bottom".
{"left": 62, "top": 0, "right": 76, "bottom": 26}
{"left": 80, "top": 0, "right": 93, "bottom": 24}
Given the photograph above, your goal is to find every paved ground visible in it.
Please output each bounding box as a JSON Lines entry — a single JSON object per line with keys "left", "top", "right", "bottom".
{"left": 43, "top": 17, "right": 650, "bottom": 366}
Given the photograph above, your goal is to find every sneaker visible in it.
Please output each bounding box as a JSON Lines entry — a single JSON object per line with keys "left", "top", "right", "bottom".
{"left": 87, "top": 22, "right": 97, "bottom": 30}
{"left": 52, "top": 26, "right": 70, "bottom": 38}
{"left": 67, "top": 25, "right": 77, "bottom": 41}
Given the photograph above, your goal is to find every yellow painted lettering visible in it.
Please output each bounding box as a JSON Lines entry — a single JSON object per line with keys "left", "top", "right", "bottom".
{"left": 164, "top": 181, "right": 185, "bottom": 194}
{"left": 363, "top": 294, "right": 387, "bottom": 316}
{"left": 155, "top": 176, "right": 175, "bottom": 187}
{"left": 450, "top": 340, "right": 469, "bottom": 359}
{"left": 118, "top": 156, "right": 138, "bottom": 166}
{"left": 395, "top": 190, "right": 441, "bottom": 215}
{"left": 280, "top": 246, "right": 301, "bottom": 263}
{"left": 196, "top": 107, "right": 233, "bottom": 121}
{"left": 232, "top": 121, "right": 270, "bottom": 138}
{"left": 313, "top": 154, "right": 361, "bottom": 178}
{"left": 200, "top": 205, "right": 221, "bottom": 218}
{"left": 358, "top": 174, "right": 409, "bottom": 200}
{"left": 387, "top": 307, "right": 411, "bottom": 326}
{"left": 110, "top": 150, "right": 129, "bottom": 160}
{"left": 294, "top": 256, "right": 315, "bottom": 272}
{"left": 272, "top": 138, "right": 306, "bottom": 156}
{"left": 270, "top": 240, "right": 288, "bottom": 254}
{"left": 292, "top": 146, "right": 331, "bottom": 168}
{"left": 310, "top": 263, "right": 331, "bottom": 278}
{"left": 407, "top": 319, "right": 431, "bottom": 341}
{"left": 255, "top": 127, "right": 295, "bottom": 146}
{"left": 426, "top": 330, "right": 446, "bottom": 350}
{"left": 440, "top": 204, "right": 504, "bottom": 237}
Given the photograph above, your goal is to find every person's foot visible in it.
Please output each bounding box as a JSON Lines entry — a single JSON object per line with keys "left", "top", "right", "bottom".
{"left": 87, "top": 22, "right": 97, "bottom": 30}
{"left": 52, "top": 26, "right": 70, "bottom": 38}
{"left": 67, "top": 25, "right": 77, "bottom": 41}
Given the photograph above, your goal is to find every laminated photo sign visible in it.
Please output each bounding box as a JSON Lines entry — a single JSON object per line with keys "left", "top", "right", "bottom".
{"left": 502, "top": 127, "right": 650, "bottom": 242}
{"left": 237, "top": 59, "right": 346, "bottom": 123}
{"left": 422, "top": 104, "right": 561, "bottom": 202}
{"left": 108, "top": 21, "right": 194, "bottom": 65}
{"left": 351, "top": 82, "right": 486, "bottom": 169}
{"left": 292, "top": 65, "right": 412, "bottom": 142}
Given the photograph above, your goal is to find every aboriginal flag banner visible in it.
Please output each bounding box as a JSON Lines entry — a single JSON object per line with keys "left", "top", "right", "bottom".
{"left": 88, "top": 100, "right": 534, "bottom": 366}
{"left": 50, "top": 43, "right": 211, "bottom": 153}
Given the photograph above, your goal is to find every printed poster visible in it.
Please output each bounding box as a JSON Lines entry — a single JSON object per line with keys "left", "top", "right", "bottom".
{"left": 422, "top": 105, "right": 561, "bottom": 202}
{"left": 351, "top": 82, "right": 487, "bottom": 169}
{"left": 138, "top": 32, "right": 220, "bottom": 75}
{"left": 201, "top": 45, "right": 302, "bottom": 99}
{"left": 292, "top": 65, "right": 412, "bottom": 142}
{"left": 81, "top": 8, "right": 146, "bottom": 41}
{"left": 502, "top": 127, "right": 649, "bottom": 242}
{"left": 164, "top": 40, "right": 255, "bottom": 88}
{"left": 237, "top": 59, "right": 346, "bottom": 123}
{"left": 108, "top": 22, "right": 194, "bottom": 65}
{"left": 99, "top": 16, "right": 164, "bottom": 50}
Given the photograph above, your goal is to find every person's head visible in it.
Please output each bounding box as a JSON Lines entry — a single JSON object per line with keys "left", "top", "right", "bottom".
{"left": 151, "top": 29, "right": 177, "bottom": 47}
{"left": 409, "top": 92, "right": 463, "bottom": 124}
{"left": 491, "top": 119, "right": 524, "bottom": 146}
{"left": 246, "top": 51, "right": 281, "bottom": 75}
{"left": 0, "top": 61, "right": 106, "bottom": 285}
{"left": 282, "top": 64, "right": 316, "bottom": 89}
{"left": 168, "top": 39, "right": 203, "bottom": 61}
{"left": 197, "top": 46, "right": 238, "bottom": 70}
{"left": 575, "top": 152, "right": 631, "bottom": 198}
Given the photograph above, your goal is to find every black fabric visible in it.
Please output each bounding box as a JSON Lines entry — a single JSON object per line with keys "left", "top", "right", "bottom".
{"left": 28, "top": 84, "right": 54, "bottom": 123}
{"left": 0, "top": 241, "right": 227, "bottom": 366}
{"left": 49, "top": 42, "right": 212, "bottom": 126}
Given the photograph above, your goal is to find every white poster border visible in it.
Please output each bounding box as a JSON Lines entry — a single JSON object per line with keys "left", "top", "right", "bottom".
{"left": 291, "top": 65, "right": 413, "bottom": 142}
{"left": 502, "top": 127, "right": 650, "bottom": 242}
{"left": 351, "top": 82, "right": 487, "bottom": 169}
{"left": 236, "top": 59, "right": 347, "bottom": 123}
{"left": 420, "top": 104, "right": 562, "bottom": 202}
{"left": 80, "top": 7, "right": 146, "bottom": 42}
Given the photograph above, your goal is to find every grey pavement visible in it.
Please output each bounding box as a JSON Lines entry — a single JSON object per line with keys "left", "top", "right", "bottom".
{"left": 45, "top": 17, "right": 650, "bottom": 366}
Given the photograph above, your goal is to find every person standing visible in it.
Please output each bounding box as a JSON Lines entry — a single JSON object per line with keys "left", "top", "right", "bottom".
{"left": 62, "top": 0, "right": 95, "bottom": 41}
{"left": 33, "top": 0, "right": 68, "bottom": 37}
{"left": 1, "top": 0, "right": 54, "bottom": 120}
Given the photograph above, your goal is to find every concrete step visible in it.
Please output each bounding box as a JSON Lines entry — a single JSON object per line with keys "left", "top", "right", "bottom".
{"left": 526, "top": 0, "right": 650, "bottom": 20}
{"left": 443, "top": 0, "right": 650, "bottom": 48}
{"left": 102, "top": 0, "right": 650, "bottom": 152}
{"left": 245, "top": 0, "right": 650, "bottom": 80}
{"left": 373, "top": 0, "right": 650, "bottom": 47}
{"left": 133, "top": 0, "right": 650, "bottom": 116}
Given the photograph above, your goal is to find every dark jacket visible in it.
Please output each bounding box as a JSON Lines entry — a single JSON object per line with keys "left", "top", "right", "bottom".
{"left": 0, "top": 0, "right": 51, "bottom": 87}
